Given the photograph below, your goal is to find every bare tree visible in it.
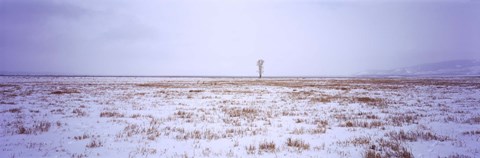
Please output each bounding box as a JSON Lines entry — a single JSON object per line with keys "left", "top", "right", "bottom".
{"left": 257, "top": 59, "right": 264, "bottom": 78}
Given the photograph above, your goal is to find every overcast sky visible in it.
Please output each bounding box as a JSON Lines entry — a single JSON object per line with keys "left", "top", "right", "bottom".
{"left": 0, "top": 0, "right": 479, "bottom": 76}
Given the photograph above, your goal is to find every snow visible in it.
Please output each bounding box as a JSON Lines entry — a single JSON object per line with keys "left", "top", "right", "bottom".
{"left": 0, "top": 76, "right": 479, "bottom": 157}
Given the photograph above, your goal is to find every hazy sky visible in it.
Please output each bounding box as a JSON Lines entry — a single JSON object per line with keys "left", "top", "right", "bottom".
{"left": 1, "top": 0, "right": 479, "bottom": 76}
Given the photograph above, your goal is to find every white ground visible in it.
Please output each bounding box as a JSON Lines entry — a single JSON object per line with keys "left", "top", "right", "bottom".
{"left": 0, "top": 76, "right": 479, "bottom": 158}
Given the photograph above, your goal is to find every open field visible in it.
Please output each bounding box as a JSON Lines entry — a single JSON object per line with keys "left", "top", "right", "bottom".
{"left": 0, "top": 76, "right": 479, "bottom": 157}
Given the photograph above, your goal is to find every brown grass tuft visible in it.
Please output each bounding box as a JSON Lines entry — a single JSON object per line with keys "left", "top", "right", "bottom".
{"left": 286, "top": 138, "right": 310, "bottom": 150}
{"left": 100, "top": 111, "right": 124, "bottom": 118}
{"left": 259, "top": 141, "right": 276, "bottom": 152}
{"left": 387, "top": 130, "right": 449, "bottom": 141}
{"left": 86, "top": 139, "right": 103, "bottom": 148}
{"left": 17, "top": 121, "right": 51, "bottom": 135}
{"left": 50, "top": 89, "right": 79, "bottom": 95}
{"left": 72, "top": 108, "right": 87, "bottom": 117}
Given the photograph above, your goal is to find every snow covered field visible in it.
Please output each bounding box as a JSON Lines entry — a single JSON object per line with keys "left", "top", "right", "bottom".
{"left": 0, "top": 76, "right": 479, "bottom": 158}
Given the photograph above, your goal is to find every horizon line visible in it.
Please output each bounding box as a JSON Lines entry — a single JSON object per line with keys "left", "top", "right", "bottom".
{"left": 1, "top": 74, "right": 479, "bottom": 78}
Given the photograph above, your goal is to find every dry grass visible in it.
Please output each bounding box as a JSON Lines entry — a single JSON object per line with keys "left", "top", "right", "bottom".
{"left": 189, "top": 89, "right": 204, "bottom": 93}
{"left": 389, "top": 114, "right": 419, "bottom": 126}
{"left": 223, "top": 107, "right": 259, "bottom": 118}
{"left": 309, "top": 126, "right": 327, "bottom": 134}
{"left": 136, "top": 83, "right": 180, "bottom": 88}
{"left": 1, "top": 108, "right": 21, "bottom": 113}
{"left": 174, "top": 110, "right": 193, "bottom": 119}
{"left": 17, "top": 121, "right": 51, "bottom": 135}
{"left": 363, "top": 139, "right": 413, "bottom": 158}
{"left": 356, "top": 97, "right": 381, "bottom": 103}
{"left": 364, "top": 149, "right": 381, "bottom": 158}
{"left": 462, "top": 130, "right": 480, "bottom": 135}
{"left": 446, "top": 153, "right": 474, "bottom": 158}
{"left": 341, "top": 120, "right": 384, "bottom": 129}
{"left": 350, "top": 137, "right": 372, "bottom": 147}
{"left": 100, "top": 111, "right": 125, "bottom": 118}
{"left": 117, "top": 122, "right": 161, "bottom": 141}
{"left": 73, "top": 133, "right": 90, "bottom": 140}
{"left": 345, "top": 121, "right": 354, "bottom": 127}
{"left": 86, "top": 139, "right": 103, "bottom": 148}
{"left": 464, "top": 116, "right": 480, "bottom": 124}
{"left": 246, "top": 144, "right": 256, "bottom": 154}
{"left": 175, "top": 129, "right": 220, "bottom": 140}
{"left": 71, "top": 153, "right": 87, "bottom": 158}
{"left": 72, "top": 108, "right": 87, "bottom": 117}
{"left": 130, "top": 146, "right": 158, "bottom": 157}
{"left": 386, "top": 130, "right": 449, "bottom": 142}
{"left": 259, "top": 141, "right": 276, "bottom": 152}
{"left": 1, "top": 77, "right": 479, "bottom": 157}
{"left": 0, "top": 101, "right": 15, "bottom": 105}
{"left": 286, "top": 138, "right": 310, "bottom": 150}
{"left": 310, "top": 97, "right": 332, "bottom": 103}
{"left": 50, "top": 89, "right": 80, "bottom": 95}
{"left": 290, "top": 121, "right": 328, "bottom": 134}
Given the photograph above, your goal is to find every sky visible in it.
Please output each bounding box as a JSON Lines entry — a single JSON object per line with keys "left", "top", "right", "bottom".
{"left": 0, "top": 0, "right": 479, "bottom": 76}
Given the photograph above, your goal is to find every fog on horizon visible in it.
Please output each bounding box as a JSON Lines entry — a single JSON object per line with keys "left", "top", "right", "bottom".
{"left": 0, "top": 0, "right": 479, "bottom": 76}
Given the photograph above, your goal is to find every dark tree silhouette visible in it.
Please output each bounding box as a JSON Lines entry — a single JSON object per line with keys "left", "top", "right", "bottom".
{"left": 257, "top": 59, "right": 264, "bottom": 78}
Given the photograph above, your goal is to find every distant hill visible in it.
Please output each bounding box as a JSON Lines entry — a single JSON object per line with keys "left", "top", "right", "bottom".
{"left": 357, "top": 59, "right": 480, "bottom": 76}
